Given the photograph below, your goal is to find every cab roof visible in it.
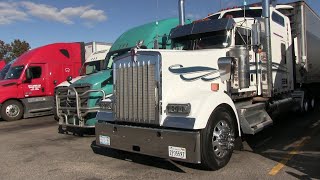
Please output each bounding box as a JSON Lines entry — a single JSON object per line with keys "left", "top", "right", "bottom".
{"left": 109, "top": 18, "right": 187, "bottom": 52}
{"left": 12, "top": 42, "right": 82, "bottom": 66}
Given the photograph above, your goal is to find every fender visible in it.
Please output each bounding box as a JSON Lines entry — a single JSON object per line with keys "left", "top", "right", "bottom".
{"left": 191, "top": 91, "right": 241, "bottom": 137}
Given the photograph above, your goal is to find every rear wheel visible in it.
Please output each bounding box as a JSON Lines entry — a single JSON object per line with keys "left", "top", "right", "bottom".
{"left": 1, "top": 100, "right": 24, "bottom": 121}
{"left": 200, "top": 107, "right": 235, "bottom": 170}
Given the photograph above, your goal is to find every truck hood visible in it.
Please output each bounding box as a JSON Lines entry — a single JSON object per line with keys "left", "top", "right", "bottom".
{"left": 0, "top": 79, "right": 18, "bottom": 87}
{"left": 56, "top": 76, "right": 83, "bottom": 87}
{"left": 72, "top": 70, "right": 112, "bottom": 89}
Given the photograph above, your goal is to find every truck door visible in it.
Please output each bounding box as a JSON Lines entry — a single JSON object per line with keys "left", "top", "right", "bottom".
{"left": 22, "top": 63, "right": 47, "bottom": 98}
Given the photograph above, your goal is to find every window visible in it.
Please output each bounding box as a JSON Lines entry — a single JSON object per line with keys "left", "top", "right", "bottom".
{"left": 208, "top": 14, "right": 220, "bottom": 20}
{"left": 281, "top": 43, "right": 287, "bottom": 64}
{"left": 172, "top": 30, "right": 231, "bottom": 50}
{"left": 272, "top": 12, "right": 285, "bottom": 27}
{"left": 235, "top": 28, "right": 251, "bottom": 46}
{"left": 222, "top": 9, "right": 262, "bottom": 19}
{"left": 5, "top": 66, "right": 24, "bottom": 80}
{"left": 80, "top": 61, "right": 102, "bottom": 75}
{"left": 60, "top": 49, "right": 70, "bottom": 58}
{"left": 29, "top": 66, "right": 42, "bottom": 79}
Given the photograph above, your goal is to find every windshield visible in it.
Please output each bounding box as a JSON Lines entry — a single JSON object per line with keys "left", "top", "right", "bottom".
{"left": 0, "top": 63, "right": 11, "bottom": 80}
{"left": 0, "top": 59, "right": 16, "bottom": 80}
{"left": 5, "top": 66, "right": 24, "bottom": 80}
{"left": 80, "top": 60, "right": 103, "bottom": 76}
{"left": 104, "top": 49, "right": 131, "bottom": 70}
{"left": 222, "top": 9, "right": 262, "bottom": 19}
{"left": 172, "top": 30, "right": 231, "bottom": 50}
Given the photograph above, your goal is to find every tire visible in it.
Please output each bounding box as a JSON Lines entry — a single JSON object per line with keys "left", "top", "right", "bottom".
{"left": 1, "top": 100, "right": 24, "bottom": 121}
{"left": 200, "top": 106, "right": 235, "bottom": 170}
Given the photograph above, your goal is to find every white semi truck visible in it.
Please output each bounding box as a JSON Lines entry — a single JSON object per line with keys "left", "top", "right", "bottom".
{"left": 57, "top": 49, "right": 110, "bottom": 86}
{"left": 54, "top": 45, "right": 111, "bottom": 120}
{"left": 94, "top": 0, "right": 320, "bottom": 170}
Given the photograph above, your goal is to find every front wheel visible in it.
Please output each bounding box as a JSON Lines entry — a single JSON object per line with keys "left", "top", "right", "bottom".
{"left": 200, "top": 107, "right": 235, "bottom": 170}
{"left": 1, "top": 100, "right": 24, "bottom": 121}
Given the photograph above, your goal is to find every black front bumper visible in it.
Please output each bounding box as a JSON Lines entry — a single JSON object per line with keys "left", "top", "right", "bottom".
{"left": 95, "top": 121, "right": 201, "bottom": 164}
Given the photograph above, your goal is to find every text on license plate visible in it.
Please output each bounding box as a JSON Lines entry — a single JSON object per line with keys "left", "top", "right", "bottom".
{"left": 168, "top": 146, "right": 186, "bottom": 159}
{"left": 99, "top": 135, "right": 110, "bottom": 146}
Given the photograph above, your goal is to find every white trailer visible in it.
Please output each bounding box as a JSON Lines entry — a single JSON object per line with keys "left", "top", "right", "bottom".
{"left": 85, "top": 42, "right": 112, "bottom": 60}
{"left": 94, "top": 0, "right": 320, "bottom": 170}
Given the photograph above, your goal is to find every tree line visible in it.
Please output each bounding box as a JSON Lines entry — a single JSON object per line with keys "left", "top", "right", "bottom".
{"left": 0, "top": 39, "right": 31, "bottom": 62}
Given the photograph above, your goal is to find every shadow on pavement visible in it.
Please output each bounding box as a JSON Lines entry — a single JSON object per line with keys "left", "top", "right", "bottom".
{"left": 244, "top": 106, "right": 320, "bottom": 179}
{"left": 90, "top": 140, "right": 186, "bottom": 173}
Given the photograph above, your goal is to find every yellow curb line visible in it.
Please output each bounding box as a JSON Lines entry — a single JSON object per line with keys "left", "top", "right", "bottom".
{"left": 268, "top": 137, "right": 310, "bottom": 176}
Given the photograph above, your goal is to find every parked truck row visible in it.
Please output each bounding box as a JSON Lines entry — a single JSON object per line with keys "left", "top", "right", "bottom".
{"left": 93, "top": 0, "right": 320, "bottom": 170}
{"left": 0, "top": 0, "right": 319, "bottom": 171}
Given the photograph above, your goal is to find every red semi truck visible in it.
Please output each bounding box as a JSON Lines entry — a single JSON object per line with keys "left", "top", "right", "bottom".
{"left": 0, "top": 60, "right": 5, "bottom": 71}
{"left": 0, "top": 42, "right": 85, "bottom": 121}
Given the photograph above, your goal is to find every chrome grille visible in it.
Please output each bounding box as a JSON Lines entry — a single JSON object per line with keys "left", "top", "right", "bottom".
{"left": 63, "top": 85, "right": 90, "bottom": 108}
{"left": 114, "top": 53, "right": 160, "bottom": 125}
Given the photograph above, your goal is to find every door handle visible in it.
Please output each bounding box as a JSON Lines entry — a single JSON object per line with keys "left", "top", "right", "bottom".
{"left": 42, "top": 87, "right": 45, "bottom": 92}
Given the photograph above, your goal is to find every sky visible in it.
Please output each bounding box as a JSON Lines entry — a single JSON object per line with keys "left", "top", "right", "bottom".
{"left": 0, "top": 0, "right": 319, "bottom": 48}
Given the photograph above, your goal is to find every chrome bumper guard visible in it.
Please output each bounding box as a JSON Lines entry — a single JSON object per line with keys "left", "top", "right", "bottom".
{"left": 55, "top": 87, "right": 106, "bottom": 128}
{"left": 95, "top": 121, "right": 201, "bottom": 164}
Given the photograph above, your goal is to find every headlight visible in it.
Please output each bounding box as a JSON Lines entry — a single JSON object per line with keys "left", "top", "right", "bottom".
{"left": 166, "top": 103, "right": 191, "bottom": 115}
{"left": 99, "top": 99, "right": 113, "bottom": 111}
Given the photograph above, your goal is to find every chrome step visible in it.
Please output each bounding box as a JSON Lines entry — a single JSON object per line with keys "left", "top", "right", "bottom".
{"left": 237, "top": 103, "right": 273, "bottom": 135}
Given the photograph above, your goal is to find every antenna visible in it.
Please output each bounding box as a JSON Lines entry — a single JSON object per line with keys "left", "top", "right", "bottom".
{"left": 154, "top": 0, "right": 159, "bottom": 49}
{"left": 243, "top": 0, "right": 247, "bottom": 18}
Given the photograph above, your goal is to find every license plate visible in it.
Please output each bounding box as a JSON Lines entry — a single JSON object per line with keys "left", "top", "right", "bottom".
{"left": 168, "top": 146, "right": 186, "bottom": 159}
{"left": 99, "top": 135, "right": 110, "bottom": 146}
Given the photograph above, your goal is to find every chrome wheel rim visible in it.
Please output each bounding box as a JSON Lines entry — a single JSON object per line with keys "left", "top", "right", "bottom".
{"left": 311, "top": 98, "right": 315, "bottom": 109}
{"left": 212, "top": 120, "right": 234, "bottom": 158}
{"left": 5, "top": 104, "right": 20, "bottom": 118}
{"left": 304, "top": 101, "right": 309, "bottom": 112}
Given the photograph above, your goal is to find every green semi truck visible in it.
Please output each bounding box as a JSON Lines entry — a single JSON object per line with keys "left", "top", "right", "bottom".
{"left": 55, "top": 18, "right": 188, "bottom": 135}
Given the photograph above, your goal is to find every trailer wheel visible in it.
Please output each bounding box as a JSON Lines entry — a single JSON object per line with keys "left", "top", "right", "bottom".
{"left": 200, "top": 106, "right": 235, "bottom": 170}
{"left": 1, "top": 100, "right": 24, "bottom": 121}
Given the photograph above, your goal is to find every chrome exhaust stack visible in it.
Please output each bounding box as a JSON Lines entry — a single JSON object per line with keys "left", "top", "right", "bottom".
{"left": 262, "top": 0, "right": 273, "bottom": 97}
{"left": 178, "top": 0, "right": 185, "bottom": 25}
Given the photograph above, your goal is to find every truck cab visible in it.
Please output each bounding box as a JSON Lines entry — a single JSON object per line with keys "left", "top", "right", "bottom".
{"left": 0, "top": 43, "right": 85, "bottom": 121}
{"left": 55, "top": 18, "right": 190, "bottom": 133}
{"left": 56, "top": 49, "right": 110, "bottom": 87}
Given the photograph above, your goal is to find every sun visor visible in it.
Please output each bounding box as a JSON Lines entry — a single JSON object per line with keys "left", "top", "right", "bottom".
{"left": 170, "top": 18, "right": 236, "bottom": 39}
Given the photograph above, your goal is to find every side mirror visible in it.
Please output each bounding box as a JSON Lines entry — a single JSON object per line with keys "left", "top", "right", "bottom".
{"left": 67, "top": 76, "right": 72, "bottom": 84}
{"left": 252, "top": 22, "right": 261, "bottom": 52}
{"left": 217, "top": 57, "right": 235, "bottom": 82}
{"left": 24, "top": 68, "right": 32, "bottom": 83}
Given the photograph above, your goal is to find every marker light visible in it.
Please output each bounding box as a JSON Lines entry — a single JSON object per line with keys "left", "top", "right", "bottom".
{"left": 211, "top": 83, "right": 219, "bottom": 91}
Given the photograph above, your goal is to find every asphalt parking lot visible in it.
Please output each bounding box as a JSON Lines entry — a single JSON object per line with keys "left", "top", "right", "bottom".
{"left": 0, "top": 109, "right": 319, "bottom": 180}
